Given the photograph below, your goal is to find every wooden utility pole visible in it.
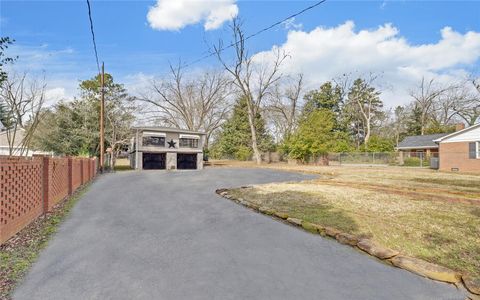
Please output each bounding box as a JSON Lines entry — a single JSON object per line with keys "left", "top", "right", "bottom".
{"left": 99, "top": 62, "right": 105, "bottom": 172}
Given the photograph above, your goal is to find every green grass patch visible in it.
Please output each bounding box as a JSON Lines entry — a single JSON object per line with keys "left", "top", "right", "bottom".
{"left": 114, "top": 165, "right": 133, "bottom": 171}
{"left": 228, "top": 181, "right": 480, "bottom": 281}
{"left": 0, "top": 184, "right": 90, "bottom": 300}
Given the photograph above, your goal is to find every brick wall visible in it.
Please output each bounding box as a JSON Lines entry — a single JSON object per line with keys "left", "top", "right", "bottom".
{"left": 439, "top": 142, "right": 480, "bottom": 172}
{"left": 0, "top": 156, "right": 97, "bottom": 244}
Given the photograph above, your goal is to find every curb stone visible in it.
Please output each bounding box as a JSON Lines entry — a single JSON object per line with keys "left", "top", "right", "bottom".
{"left": 463, "top": 276, "right": 480, "bottom": 295}
{"left": 301, "top": 221, "right": 319, "bottom": 233}
{"left": 286, "top": 217, "right": 302, "bottom": 226}
{"left": 324, "top": 226, "right": 341, "bottom": 238}
{"left": 274, "top": 211, "right": 289, "bottom": 220}
{"left": 259, "top": 206, "right": 275, "bottom": 215}
{"left": 216, "top": 187, "right": 474, "bottom": 296}
{"left": 357, "top": 239, "right": 399, "bottom": 260}
{"left": 390, "top": 256, "right": 462, "bottom": 284}
{"left": 335, "top": 232, "right": 358, "bottom": 246}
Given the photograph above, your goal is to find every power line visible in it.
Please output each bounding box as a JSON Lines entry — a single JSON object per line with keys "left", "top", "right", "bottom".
{"left": 180, "top": 0, "right": 328, "bottom": 70}
{"left": 86, "top": 0, "right": 101, "bottom": 75}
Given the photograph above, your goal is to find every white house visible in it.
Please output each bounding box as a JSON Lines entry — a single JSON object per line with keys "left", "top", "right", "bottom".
{"left": 129, "top": 127, "right": 206, "bottom": 170}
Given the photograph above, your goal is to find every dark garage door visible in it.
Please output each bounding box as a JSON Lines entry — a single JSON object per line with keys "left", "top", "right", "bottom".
{"left": 143, "top": 153, "right": 166, "bottom": 170}
{"left": 177, "top": 153, "right": 197, "bottom": 170}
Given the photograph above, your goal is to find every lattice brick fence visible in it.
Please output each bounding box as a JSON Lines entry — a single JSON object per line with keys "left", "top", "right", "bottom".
{"left": 0, "top": 157, "right": 44, "bottom": 243}
{"left": 0, "top": 156, "right": 97, "bottom": 244}
{"left": 43, "top": 157, "right": 70, "bottom": 211}
{"left": 82, "top": 159, "right": 90, "bottom": 184}
{"left": 71, "top": 159, "right": 82, "bottom": 191}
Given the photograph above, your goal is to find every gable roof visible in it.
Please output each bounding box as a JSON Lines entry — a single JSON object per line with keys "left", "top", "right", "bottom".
{"left": 433, "top": 123, "right": 480, "bottom": 142}
{"left": 0, "top": 128, "right": 26, "bottom": 147}
{"left": 397, "top": 133, "right": 449, "bottom": 149}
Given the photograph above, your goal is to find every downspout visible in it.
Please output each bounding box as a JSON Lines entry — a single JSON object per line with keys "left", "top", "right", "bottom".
{"left": 135, "top": 129, "right": 139, "bottom": 170}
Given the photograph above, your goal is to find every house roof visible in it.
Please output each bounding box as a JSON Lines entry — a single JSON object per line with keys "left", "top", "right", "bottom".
{"left": 0, "top": 128, "right": 26, "bottom": 147}
{"left": 433, "top": 123, "right": 480, "bottom": 142}
{"left": 397, "top": 133, "right": 449, "bottom": 149}
{"left": 132, "top": 126, "right": 206, "bottom": 136}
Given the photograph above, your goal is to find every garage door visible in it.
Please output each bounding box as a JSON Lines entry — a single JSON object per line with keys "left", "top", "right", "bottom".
{"left": 143, "top": 153, "right": 166, "bottom": 170}
{"left": 177, "top": 153, "right": 197, "bottom": 170}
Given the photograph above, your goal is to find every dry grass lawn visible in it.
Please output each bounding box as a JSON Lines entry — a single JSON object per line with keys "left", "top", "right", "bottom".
{"left": 218, "top": 161, "right": 480, "bottom": 280}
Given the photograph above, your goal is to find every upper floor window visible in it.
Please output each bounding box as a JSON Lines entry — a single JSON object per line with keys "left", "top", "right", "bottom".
{"left": 143, "top": 136, "right": 165, "bottom": 147}
{"left": 179, "top": 138, "right": 198, "bottom": 148}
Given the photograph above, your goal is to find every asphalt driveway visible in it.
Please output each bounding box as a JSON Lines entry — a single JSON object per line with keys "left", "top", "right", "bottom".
{"left": 14, "top": 168, "right": 466, "bottom": 299}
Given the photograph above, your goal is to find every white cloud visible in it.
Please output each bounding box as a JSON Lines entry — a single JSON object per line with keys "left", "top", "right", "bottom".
{"left": 253, "top": 21, "right": 480, "bottom": 106}
{"left": 283, "top": 17, "right": 303, "bottom": 31}
{"left": 45, "top": 87, "right": 66, "bottom": 99}
{"left": 4, "top": 44, "right": 89, "bottom": 106}
{"left": 147, "top": 0, "right": 238, "bottom": 31}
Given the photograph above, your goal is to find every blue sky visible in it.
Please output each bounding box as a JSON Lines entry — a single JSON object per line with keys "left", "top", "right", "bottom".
{"left": 1, "top": 0, "right": 479, "bottom": 105}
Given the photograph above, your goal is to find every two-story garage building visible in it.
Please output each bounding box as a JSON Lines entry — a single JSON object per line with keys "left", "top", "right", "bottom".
{"left": 129, "top": 127, "right": 206, "bottom": 170}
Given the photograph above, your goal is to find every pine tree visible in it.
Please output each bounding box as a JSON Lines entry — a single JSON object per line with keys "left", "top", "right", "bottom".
{"left": 211, "top": 96, "right": 273, "bottom": 160}
{"left": 406, "top": 104, "right": 422, "bottom": 136}
{"left": 301, "top": 82, "right": 344, "bottom": 130}
{"left": 0, "top": 102, "right": 12, "bottom": 130}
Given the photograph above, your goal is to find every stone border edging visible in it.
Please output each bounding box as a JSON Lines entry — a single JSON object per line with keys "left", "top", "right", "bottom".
{"left": 215, "top": 188, "right": 479, "bottom": 297}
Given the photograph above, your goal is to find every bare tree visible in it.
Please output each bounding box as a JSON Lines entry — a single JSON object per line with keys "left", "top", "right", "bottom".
{"left": 391, "top": 105, "right": 409, "bottom": 146}
{"left": 105, "top": 97, "right": 136, "bottom": 168}
{"left": 137, "top": 65, "right": 231, "bottom": 147}
{"left": 266, "top": 74, "right": 303, "bottom": 142}
{"left": 409, "top": 77, "right": 450, "bottom": 135}
{"left": 214, "top": 18, "right": 287, "bottom": 164}
{"left": 0, "top": 72, "right": 46, "bottom": 156}
{"left": 431, "top": 87, "right": 461, "bottom": 126}
{"left": 454, "top": 75, "right": 480, "bottom": 125}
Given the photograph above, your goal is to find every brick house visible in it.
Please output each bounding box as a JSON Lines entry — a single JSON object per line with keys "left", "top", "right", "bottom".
{"left": 129, "top": 127, "right": 206, "bottom": 170}
{"left": 433, "top": 123, "right": 480, "bottom": 172}
{"left": 396, "top": 133, "right": 448, "bottom": 163}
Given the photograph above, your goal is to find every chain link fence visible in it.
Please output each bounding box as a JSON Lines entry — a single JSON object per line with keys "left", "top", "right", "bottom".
{"left": 211, "top": 151, "right": 449, "bottom": 169}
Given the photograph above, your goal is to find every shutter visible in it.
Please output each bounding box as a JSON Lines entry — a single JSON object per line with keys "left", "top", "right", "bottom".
{"left": 469, "top": 142, "right": 476, "bottom": 159}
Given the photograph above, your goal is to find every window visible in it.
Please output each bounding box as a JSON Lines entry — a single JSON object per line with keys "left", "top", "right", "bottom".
{"left": 179, "top": 138, "right": 198, "bottom": 148}
{"left": 477, "top": 142, "right": 480, "bottom": 159}
{"left": 469, "top": 142, "right": 480, "bottom": 159}
{"left": 476, "top": 142, "right": 480, "bottom": 159}
{"left": 143, "top": 136, "right": 165, "bottom": 147}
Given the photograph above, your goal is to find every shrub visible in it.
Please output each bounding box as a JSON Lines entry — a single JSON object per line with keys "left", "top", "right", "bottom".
{"left": 403, "top": 157, "right": 428, "bottom": 167}
{"left": 235, "top": 146, "right": 252, "bottom": 161}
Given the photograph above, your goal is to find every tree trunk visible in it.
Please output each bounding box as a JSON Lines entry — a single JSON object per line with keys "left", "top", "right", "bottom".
{"left": 247, "top": 107, "right": 262, "bottom": 164}
{"left": 364, "top": 119, "right": 371, "bottom": 149}
{"left": 110, "top": 151, "right": 115, "bottom": 170}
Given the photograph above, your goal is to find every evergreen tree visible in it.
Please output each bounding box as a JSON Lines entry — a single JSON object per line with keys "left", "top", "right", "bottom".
{"left": 0, "top": 37, "right": 17, "bottom": 85}
{"left": 301, "top": 82, "right": 345, "bottom": 130}
{"left": 210, "top": 96, "right": 274, "bottom": 160}
{"left": 0, "top": 101, "right": 13, "bottom": 130}
{"left": 406, "top": 104, "right": 422, "bottom": 135}
{"left": 31, "top": 73, "right": 135, "bottom": 159}
{"left": 346, "top": 78, "right": 383, "bottom": 148}
{"left": 284, "top": 109, "right": 351, "bottom": 162}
